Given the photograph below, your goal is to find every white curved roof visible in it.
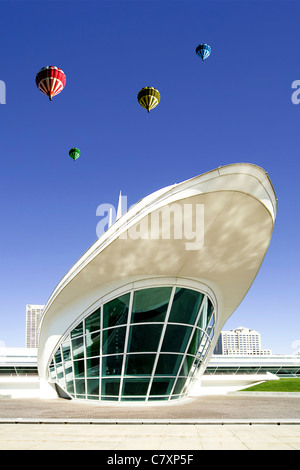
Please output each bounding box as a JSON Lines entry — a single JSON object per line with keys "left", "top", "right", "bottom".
{"left": 38, "top": 163, "right": 276, "bottom": 376}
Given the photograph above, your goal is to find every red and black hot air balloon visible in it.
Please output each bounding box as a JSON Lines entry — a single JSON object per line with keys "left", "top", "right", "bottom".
{"left": 35, "top": 66, "right": 66, "bottom": 101}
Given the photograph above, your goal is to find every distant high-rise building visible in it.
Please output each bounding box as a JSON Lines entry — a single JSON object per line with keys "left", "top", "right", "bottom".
{"left": 25, "top": 305, "right": 44, "bottom": 348}
{"left": 214, "top": 326, "right": 272, "bottom": 355}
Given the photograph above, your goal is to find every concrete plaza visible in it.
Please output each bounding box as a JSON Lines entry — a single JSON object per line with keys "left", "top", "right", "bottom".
{"left": 0, "top": 394, "right": 299, "bottom": 450}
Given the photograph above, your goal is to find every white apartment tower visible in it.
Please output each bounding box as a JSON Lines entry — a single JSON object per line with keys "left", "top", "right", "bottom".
{"left": 25, "top": 305, "right": 44, "bottom": 348}
{"left": 214, "top": 326, "right": 272, "bottom": 355}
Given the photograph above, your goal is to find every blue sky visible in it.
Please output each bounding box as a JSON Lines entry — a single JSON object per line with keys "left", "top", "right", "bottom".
{"left": 0, "top": 0, "right": 299, "bottom": 354}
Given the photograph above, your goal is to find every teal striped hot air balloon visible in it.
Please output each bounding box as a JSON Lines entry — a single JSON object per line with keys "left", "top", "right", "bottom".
{"left": 196, "top": 44, "right": 211, "bottom": 61}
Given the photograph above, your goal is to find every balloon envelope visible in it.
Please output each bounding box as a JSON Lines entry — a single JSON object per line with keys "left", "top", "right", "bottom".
{"left": 69, "top": 148, "right": 80, "bottom": 161}
{"left": 137, "top": 87, "right": 160, "bottom": 113}
{"left": 195, "top": 44, "right": 211, "bottom": 61}
{"left": 36, "top": 66, "right": 66, "bottom": 100}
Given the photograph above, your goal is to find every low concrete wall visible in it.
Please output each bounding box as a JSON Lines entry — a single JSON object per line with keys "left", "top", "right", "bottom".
{"left": 0, "top": 377, "right": 41, "bottom": 398}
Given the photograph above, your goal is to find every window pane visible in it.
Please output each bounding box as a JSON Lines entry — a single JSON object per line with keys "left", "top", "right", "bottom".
{"left": 207, "top": 324, "right": 214, "bottom": 341}
{"left": 125, "top": 354, "right": 156, "bottom": 376}
{"left": 172, "top": 377, "right": 186, "bottom": 395}
{"left": 85, "top": 308, "right": 101, "bottom": 334}
{"left": 148, "top": 396, "right": 169, "bottom": 401}
{"left": 71, "top": 322, "right": 83, "bottom": 338}
{"left": 65, "top": 379, "right": 74, "bottom": 395}
{"left": 127, "top": 324, "right": 163, "bottom": 353}
{"left": 161, "top": 325, "right": 193, "bottom": 353}
{"left": 61, "top": 340, "right": 71, "bottom": 361}
{"left": 155, "top": 354, "right": 183, "bottom": 376}
{"left": 72, "top": 336, "right": 84, "bottom": 360}
{"left": 149, "top": 378, "right": 175, "bottom": 396}
{"left": 103, "top": 294, "right": 130, "bottom": 329}
{"left": 73, "top": 359, "right": 85, "bottom": 378}
{"left": 102, "top": 327, "right": 126, "bottom": 355}
{"left": 54, "top": 349, "right": 62, "bottom": 365}
{"left": 49, "top": 366, "right": 56, "bottom": 380}
{"left": 86, "top": 331, "right": 100, "bottom": 358}
{"left": 101, "top": 378, "right": 120, "bottom": 396}
{"left": 86, "top": 358, "right": 99, "bottom": 377}
{"left": 122, "top": 378, "right": 150, "bottom": 396}
{"left": 56, "top": 364, "right": 64, "bottom": 379}
{"left": 0, "top": 367, "right": 15, "bottom": 375}
{"left": 168, "top": 288, "right": 204, "bottom": 325}
{"left": 198, "top": 336, "right": 208, "bottom": 356}
{"left": 131, "top": 287, "right": 172, "bottom": 323}
{"left": 75, "top": 379, "right": 85, "bottom": 395}
{"left": 179, "top": 355, "right": 194, "bottom": 376}
{"left": 121, "top": 396, "right": 146, "bottom": 402}
{"left": 87, "top": 379, "right": 99, "bottom": 396}
{"left": 188, "top": 328, "right": 204, "bottom": 356}
{"left": 102, "top": 355, "right": 123, "bottom": 376}
{"left": 64, "top": 361, "right": 73, "bottom": 381}
{"left": 198, "top": 297, "right": 214, "bottom": 330}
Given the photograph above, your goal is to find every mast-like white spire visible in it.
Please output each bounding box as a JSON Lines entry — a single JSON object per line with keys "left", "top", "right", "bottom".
{"left": 116, "top": 191, "right": 123, "bottom": 220}
{"left": 108, "top": 207, "right": 113, "bottom": 227}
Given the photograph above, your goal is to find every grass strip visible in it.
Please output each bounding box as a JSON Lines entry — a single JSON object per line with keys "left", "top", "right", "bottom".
{"left": 240, "top": 378, "right": 300, "bottom": 392}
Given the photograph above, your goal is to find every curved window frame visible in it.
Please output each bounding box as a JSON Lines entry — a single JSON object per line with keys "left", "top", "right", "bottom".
{"left": 47, "top": 279, "right": 217, "bottom": 402}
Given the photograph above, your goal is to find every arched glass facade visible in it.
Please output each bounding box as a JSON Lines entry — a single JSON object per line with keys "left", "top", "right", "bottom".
{"left": 48, "top": 286, "right": 215, "bottom": 402}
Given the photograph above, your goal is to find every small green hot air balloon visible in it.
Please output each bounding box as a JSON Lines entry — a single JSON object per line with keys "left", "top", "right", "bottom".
{"left": 137, "top": 87, "right": 160, "bottom": 113}
{"left": 69, "top": 148, "right": 81, "bottom": 161}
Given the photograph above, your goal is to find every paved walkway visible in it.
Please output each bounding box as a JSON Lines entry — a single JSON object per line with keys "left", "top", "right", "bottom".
{"left": 0, "top": 423, "right": 299, "bottom": 450}
{"left": 0, "top": 394, "right": 299, "bottom": 449}
{"left": 0, "top": 394, "right": 299, "bottom": 422}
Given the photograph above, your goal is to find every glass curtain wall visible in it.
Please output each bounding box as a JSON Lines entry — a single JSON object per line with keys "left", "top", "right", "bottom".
{"left": 48, "top": 286, "right": 215, "bottom": 402}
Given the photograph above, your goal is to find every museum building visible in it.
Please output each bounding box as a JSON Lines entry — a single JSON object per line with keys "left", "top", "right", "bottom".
{"left": 37, "top": 163, "right": 277, "bottom": 402}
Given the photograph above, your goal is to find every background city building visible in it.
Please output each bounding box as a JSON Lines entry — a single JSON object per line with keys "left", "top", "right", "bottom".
{"left": 25, "top": 305, "right": 44, "bottom": 348}
{"left": 214, "top": 326, "right": 272, "bottom": 355}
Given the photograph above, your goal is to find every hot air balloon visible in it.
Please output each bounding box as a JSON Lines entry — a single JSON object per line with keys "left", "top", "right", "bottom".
{"left": 195, "top": 44, "right": 211, "bottom": 61}
{"left": 35, "top": 66, "right": 66, "bottom": 101}
{"left": 69, "top": 148, "right": 80, "bottom": 161}
{"left": 137, "top": 87, "right": 160, "bottom": 113}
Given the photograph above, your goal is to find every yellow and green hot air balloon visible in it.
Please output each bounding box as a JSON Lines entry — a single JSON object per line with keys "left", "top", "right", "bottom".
{"left": 69, "top": 148, "right": 81, "bottom": 161}
{"left": 137, "top": 87, "right": 160, "bottom": 113}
